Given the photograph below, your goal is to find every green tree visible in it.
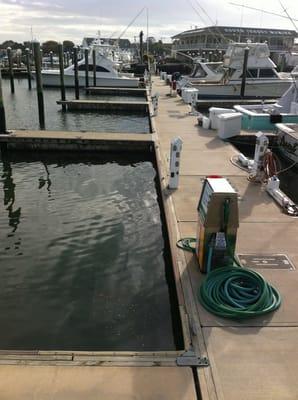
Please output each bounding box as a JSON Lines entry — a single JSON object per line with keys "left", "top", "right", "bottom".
{"left": 63, "top": 40, "right": 75, "bottom": 52}
{"left": 0, "top": 40, "right": 25, "bottom": 50}
{"left": 42, "top": 40, "right": 59, "bottom": 54}
{"left": 149, "top": 40, "right": 172, "bottom": 57}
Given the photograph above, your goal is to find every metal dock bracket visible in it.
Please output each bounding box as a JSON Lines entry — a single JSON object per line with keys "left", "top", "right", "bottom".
{"left": 176, "top": 350, "right": 209, "bottom": 367}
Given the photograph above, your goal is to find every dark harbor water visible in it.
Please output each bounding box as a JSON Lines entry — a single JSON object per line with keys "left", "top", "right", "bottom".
{"left": 0, "top": 151, "right": 183, "bottom": 351}
{"left": 2, "top": 78, "right": 150, "bottom": 133}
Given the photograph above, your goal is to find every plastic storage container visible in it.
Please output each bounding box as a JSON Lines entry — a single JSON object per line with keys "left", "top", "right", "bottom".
{"left": 181, "top": 88, "right": 199, "bottom": 104}
{"left": 209, "top": 107, "right": 236, "bottom": 130}
{"left": 202, "top": 116, "right": 210, "bottom": 129}
{"left": 217, "top": 112, "right": 242, "bottom": 139}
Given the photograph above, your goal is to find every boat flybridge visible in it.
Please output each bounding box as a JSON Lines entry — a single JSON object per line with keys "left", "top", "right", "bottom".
{"left": 182, "top": 42, "right": 294, "bottom": 99}
{"left": 39, "top": 42, "right": 139, "bottom": 88}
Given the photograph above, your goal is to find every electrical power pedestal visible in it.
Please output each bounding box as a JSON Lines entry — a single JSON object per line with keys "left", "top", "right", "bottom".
{"left": 196, "top": 177, "right": 239, "bottom": 273}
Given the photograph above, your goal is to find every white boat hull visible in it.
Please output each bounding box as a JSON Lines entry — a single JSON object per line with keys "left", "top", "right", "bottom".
{"left": 38, "top": 71, "right": 140, "bottom": 88}
{"left": 193, "top": 80, "right": 292, "bottom": 99}
{"left": 276, "top": 124, "right": 298, "bottom": 163}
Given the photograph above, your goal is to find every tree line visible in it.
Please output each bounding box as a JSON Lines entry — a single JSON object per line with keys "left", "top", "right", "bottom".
{"left": 0, "top": 40, "right": 75, "bottom": 54}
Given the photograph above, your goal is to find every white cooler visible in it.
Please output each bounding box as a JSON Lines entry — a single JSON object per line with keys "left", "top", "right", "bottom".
{"left": 217, "top": 112, "right": 242, "bottom": 139}
{"left": 209, "top": 107, "right": 236, "bottom": 130}
{"left": 181, "top": 88, "right": 199, "bottom": 104}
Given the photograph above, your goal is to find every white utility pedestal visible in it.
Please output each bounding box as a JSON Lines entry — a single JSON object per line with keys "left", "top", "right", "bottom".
{"left": 169, "top": 137, "right": 183, "bottom": 189}
{"left": 250, "top": 131, "right": 269, "bottom": 182}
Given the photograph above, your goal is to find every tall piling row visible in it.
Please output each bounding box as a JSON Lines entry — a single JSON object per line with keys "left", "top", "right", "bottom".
{"left": 73, "top": 46, "right": 80, "bottom": 100}
{"left": 84, "top": 48, "right": 89, "bottom": 88}
{"left": 25, "top": 48, "right": 32, "bottom": 90}
{"left": 7, "top": 47, "right": 15, "bottom": 94}
{"left": 33, "top": 41, "right": 45, "bottom": 129}
{"left": 0, "top": 68, "right": 7, "bottom": 134}
{"left": 92, "top": 49, "right": 96, "bottom": 87}
{"left": 58, "top": 43, "right": 66, "bottom": 111}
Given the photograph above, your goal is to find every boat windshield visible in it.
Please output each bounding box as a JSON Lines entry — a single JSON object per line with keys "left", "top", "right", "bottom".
{"left": 191, "top": 64, "right": 207, "bottom": 78}
{"left": 205, "top": 63, "right": 224, "bottom": 74}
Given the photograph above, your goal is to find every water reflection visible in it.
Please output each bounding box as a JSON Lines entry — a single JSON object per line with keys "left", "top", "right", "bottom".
{"left": 0, "top": 151, "right": 183, "bottom": 351}
{"left": 38, "top": 162, "right": 52, "bottom": 195}
{"left": 1, "top": 152, "right": 21, "bottom": 233}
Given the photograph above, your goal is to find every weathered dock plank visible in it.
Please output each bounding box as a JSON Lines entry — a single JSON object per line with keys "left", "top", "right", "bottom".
{"left": 0, "top": 366, "right": 197, "bottom": 400}
{"left": 56, "top": 99, "right": 149, "bottom": 113}
{"left": 0, "top": 130, "right": 153, "bottom": 152}
{"left": 86, "top": 86, "right": 147, "bottom": 96}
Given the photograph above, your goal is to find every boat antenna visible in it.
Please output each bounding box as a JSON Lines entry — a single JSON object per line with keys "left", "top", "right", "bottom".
{"left": 187, "top": 0, "right": 231, "bottom": 44}
{"left": 229, "top": 2, "right": 298, "bottom": 24}
{"left": 278, "top": 0, "right": 298, "bottom": 32}
{"left": 117, "top": 7, "right": 146, "bottom": 40}
{"left": 146, "top": 7, "right": 149, "bottom": 57}
{"left": 193, "top": 0, "right": 230, "bottom": 42}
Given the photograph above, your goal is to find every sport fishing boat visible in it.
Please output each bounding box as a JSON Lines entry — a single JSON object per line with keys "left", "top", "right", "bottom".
{"left": 232, "top": 78, "right": 298, "bottom": 163}
{"left": 234, "top": 78, "right": 298, "bottom": 131}
{"left": 185, "top": 42, "right": 293, "bottom": 99}
{"left": 37, "top": 41, "right": 139, "bottom": 88}
{"left": 177, "top": 60, "right": 224, "bottom": 90}
{"left": 276, "top": 123, "right": 298, "bottom": 163}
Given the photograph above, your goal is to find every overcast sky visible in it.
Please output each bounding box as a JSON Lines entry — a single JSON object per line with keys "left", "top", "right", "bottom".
{"left": 0, "top": 0, "right": 297, "bottom": 44}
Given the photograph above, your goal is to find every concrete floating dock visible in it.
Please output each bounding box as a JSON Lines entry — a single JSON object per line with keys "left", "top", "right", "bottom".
{"left": 0, "top": 130, "right": 153, "bottom": 152}
{"left": 56, "top": 99, "right": 149, "bottom": 113}
{"left": 86, "top": 86, "right": 147, "bottom": 96}
{"left": 0, "top": 366, "right": 197, "bottom": 400}
{"left": 154, "top": 77, "right": 298, "bottom": 400}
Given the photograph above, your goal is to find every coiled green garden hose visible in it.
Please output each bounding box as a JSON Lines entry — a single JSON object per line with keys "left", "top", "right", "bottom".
{"left": 177, "top": 199, "right": 281, "bottom": 319}
{"left": 198, "top": 266, "right": 281, "bottom": 319}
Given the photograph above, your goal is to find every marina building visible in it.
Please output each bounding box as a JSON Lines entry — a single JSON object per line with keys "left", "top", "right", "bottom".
{"left": 172, "top": 25, "right": 297, "bottom": 64}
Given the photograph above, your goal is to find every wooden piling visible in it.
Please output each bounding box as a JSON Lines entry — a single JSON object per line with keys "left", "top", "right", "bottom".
{"left": 7, "top": 47, "right": 15, "bottom": 94}
{"left": 25, "top": 48, "right": 32, "bottom": 90}
{"left": 240, "top": 47, "right": 249, "bottom": 98}
{"left": 33, "top": 41, "right": 45, "bottom": 129}
{"left": 73, "top": 46, "right": 79, "bottom": 100}
{"left": 92, "top": 49, "right": 96, "bottom": 87}
{"left": 84, "top": 48, "right": 89, "bottom": 88}
{"left": 66, "top": 51, "right": 70, "bottom": 67}
{"left": 0, "top": 68, "right": 7, "bottom": 134}
{"left": 139, "top": 31, "right": 144, "bottom": 64}
{"left": 58, "top": 43, "right": 66, "bottom": 112}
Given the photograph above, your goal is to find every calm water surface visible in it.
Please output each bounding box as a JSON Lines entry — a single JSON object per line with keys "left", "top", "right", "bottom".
{"left": 0, "top": 151, "right": 183, "bottom": 351}
{"left": 2, "top": 78, "right": 150, "bottom": 133}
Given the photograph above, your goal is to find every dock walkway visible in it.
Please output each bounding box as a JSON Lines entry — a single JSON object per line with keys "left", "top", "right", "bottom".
{"left": 153, "top": 77, "right": 298, "bottom": 400}
{"left": 0, "top": 79, "right": 297, "bottom": 400}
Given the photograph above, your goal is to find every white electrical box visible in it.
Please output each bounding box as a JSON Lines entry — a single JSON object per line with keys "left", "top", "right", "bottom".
{"left": 196, "top": 177, "right": 239, "bottom": 273}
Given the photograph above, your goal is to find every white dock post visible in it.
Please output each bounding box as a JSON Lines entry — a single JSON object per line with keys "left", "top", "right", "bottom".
{"left": 151, "top": 93, "right": 159, "bottom": 116}
{"left": 189, "top": 91, "right": 198, "bottom": 115}
{"left": 169, "top": 137, "right": 183, "bottom": 189}
{"left": 250, "top": 131, "right": 269, "bottom": 182}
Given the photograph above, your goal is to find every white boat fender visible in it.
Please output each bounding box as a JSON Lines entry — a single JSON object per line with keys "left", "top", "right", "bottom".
{"left": 202, "top": 116, "right": 210, "bottom": 129}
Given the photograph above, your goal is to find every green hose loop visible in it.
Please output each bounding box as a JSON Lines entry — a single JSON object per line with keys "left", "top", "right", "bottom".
{"left": 198, "top": 266, "right": 281, "bottom": 319}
